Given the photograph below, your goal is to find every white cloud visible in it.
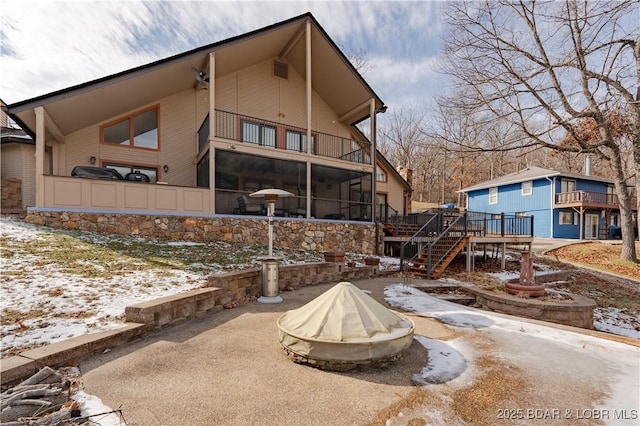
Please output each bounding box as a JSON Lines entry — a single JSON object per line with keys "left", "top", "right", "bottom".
{"left": 0, "top": 0, "right": 447, "bottom": 110}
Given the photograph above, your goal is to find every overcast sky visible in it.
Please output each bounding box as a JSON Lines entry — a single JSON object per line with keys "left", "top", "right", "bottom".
{"left": 0, "top": 0, "right": 448, "bottom": 114}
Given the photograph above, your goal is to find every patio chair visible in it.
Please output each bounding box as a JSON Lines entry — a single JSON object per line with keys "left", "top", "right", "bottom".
{"left": 237, "top": 195, "right": 264, "bottom": 215}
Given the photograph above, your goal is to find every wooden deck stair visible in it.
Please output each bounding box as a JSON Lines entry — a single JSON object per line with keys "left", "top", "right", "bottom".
{"left": 408, "top": 236, "right": 468, "bottom": 279}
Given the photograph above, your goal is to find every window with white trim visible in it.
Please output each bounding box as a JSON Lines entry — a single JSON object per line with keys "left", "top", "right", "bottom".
{"left": 521, "top": 180, "right": 532, "bottom": 195}
{"left": 489, "top": 187, "right": 498, "bottom": 204}
{"left": 559, "top": 212, "right": 573, "bottom": 225}
{"left": 560, "top": 179, "right": 576, "bottom": 193}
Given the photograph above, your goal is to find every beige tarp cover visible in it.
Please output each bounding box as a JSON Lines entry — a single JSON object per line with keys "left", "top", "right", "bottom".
{"left": 278, "top": 282, "right": 414, "bottom": 362}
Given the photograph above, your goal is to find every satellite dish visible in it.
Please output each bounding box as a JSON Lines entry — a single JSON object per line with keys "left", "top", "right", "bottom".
{"left": 191, "top": 67, "right": 210, "bottom": 83}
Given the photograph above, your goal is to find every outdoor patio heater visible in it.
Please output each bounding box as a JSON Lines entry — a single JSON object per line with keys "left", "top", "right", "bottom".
{"left": 249, "top": 188, "right": 294, "bottom": 303}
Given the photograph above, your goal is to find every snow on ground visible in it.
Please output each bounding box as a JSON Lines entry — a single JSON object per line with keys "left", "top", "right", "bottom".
{"left": 1, "top": 219, "right": 212, "bottom": 356}
{"left": 0, "top": 217, "right": 398, "bottom": 357}
{"left": 1, "top": 216, "right": 637, "bottom": 358}
{"left": 72, "top": 391, "right": 124, "bottom": 426}
{"left": 487, "top": 271, "right": 640, "bottom": 340}
{"left": 384, "top": 283, "right": 640, "bottom": 425}
{"left": 411, "top": 336, "right": 467, "bottom": 385}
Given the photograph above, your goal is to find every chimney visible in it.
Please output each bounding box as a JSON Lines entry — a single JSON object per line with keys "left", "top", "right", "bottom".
{"left": 585, "top": 155, "right": 592, "bottom": 176}
{"left": 0, "top": 100, "right": 7, "bottom": 127}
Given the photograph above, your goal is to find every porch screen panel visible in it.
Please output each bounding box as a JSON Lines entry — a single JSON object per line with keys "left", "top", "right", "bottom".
{"left": 198, "top": 114, "right": 210, "bottom": 152}
{"left": 214, "top": 150, "right": 306, "bottom": 215}
{"left": 311, "top": 164, "right": 373, "bottom": 221}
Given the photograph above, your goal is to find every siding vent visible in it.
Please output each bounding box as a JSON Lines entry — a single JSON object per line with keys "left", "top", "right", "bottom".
{"left": 274, "top": 60, "right": 288, "bottom": 79}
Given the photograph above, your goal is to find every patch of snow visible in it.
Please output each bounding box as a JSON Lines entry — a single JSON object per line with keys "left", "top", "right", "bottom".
{"left": 489, "top": 271, "right": 520, "bottom": 282}
{"left": 72, "top": 391, "right": 125, "bottom": 426}
{"left": 437, "top": 277, "right": 473, "bottom": 287}
{"left": 594, "top": 308, "right": 640, "bottom": 339}
{"left": 412, "top": 336, "right": 467, "bottom": 385}
{"left": 165, "top": 241, "right": 205, "bottom": 246}
{"left": 384, "top": 282, "right": 640, "bottom": 422}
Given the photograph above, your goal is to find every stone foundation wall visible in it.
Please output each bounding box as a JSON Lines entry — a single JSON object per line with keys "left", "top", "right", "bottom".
{"left": 25, "top": 210, "right": 378, "bottom": 253}
{"left": 208, "top": 262, "right": 382, "bottom": 306}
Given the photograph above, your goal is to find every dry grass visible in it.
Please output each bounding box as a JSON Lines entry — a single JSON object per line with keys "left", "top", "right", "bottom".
{"left": 546, "top": 242, "right": 640, "bottom": 281}
{"left": 368, "top": 387, "right": 432, "bottom": 426}
{"left": 451, "top": 356, "right": 528, "bottom": 425}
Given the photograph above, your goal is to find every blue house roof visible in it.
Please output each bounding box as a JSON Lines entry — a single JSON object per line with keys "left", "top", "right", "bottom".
{"left": 459, "top": 166, "right": 615, "bottom": 193}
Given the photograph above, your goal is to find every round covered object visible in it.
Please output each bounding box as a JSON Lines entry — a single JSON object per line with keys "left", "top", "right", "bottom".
{"left": 277, "top": 282, "right": 414, "bottom": 369}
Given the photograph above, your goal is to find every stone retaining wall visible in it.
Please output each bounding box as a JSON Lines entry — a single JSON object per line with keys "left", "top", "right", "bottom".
{"left": 25, "top": 210, "right": 378, "bottom": 253}
{"left": 208, "top": 262, "right": 382, "bottom": 306}
{"left": 466, "top": 287, "right": 596, "bottom": 329}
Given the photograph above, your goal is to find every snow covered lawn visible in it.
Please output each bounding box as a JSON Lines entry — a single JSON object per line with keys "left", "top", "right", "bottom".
{"left": 1, "top": 216, "right": 636, "bottom": 359}
{"left": 0, "top": 217, "right": 397, "bottom": 358}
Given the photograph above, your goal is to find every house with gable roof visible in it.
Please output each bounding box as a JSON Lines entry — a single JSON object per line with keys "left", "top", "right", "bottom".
{"left": 459, "top": 165, "right": 637, "bottom": 240}
{"left": 5, "top": 13, "right": 411, "bottom": 248}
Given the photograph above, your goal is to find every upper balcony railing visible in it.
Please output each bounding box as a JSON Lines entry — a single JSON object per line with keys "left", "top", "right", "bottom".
{"left": 555, "top": 190, "right": 637, "bottom": 208}
{"left": 198, "top": 110, "right": 372, "bottom": 165}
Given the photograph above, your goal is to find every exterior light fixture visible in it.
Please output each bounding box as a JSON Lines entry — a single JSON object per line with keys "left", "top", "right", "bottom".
{"left": 163, "top": 164, "right": 169, "bottom": 173}
{"left": 89, "top": 156, "right": 97, "bottom": 165}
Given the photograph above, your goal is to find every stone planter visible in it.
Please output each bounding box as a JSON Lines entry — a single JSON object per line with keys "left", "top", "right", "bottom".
{"left": 364, "top": 257, "right": 380, "bottom": 266}
{"left": 505, "top": 280, "right": 546, "bottom": 297}
{"left": 324, "top": 251, "right": 345, "bottom": 263}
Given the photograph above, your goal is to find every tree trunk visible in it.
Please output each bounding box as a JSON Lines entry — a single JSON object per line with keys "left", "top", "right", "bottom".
{"left": 609, "top": 148, "right": 637, "bottom": 262}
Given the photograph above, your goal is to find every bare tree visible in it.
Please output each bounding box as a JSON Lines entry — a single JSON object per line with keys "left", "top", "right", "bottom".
{"left": 379, "top": 107, "right": 428, "bottom": 171}
{"left": 341, "top": 45, "right": 372, "bottom": 76}
{"left": 440, "top": 0, "right": 639, "bottom": 262}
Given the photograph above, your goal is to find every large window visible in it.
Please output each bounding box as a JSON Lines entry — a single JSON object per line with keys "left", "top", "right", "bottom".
{"left": 489, "top": 187, "right": 498, "bottom": 204}
{"left": 241, "top": 120, "right": 276, "bottom": 147}
{"left": 102, "top": 107, "right": 158, "bottom": 150}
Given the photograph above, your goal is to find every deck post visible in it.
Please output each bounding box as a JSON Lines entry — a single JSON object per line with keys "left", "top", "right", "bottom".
{"left": 208, "top": 52, "right": 216, "bottom": 214}
{"left": 530, "top": 215, "right": 534, "bottom": 237}
{"left": 34, "top": 107, "right": 45, "bottom": 207}
{"left": 305, "top": 19, "right": 312, "bottom": 218}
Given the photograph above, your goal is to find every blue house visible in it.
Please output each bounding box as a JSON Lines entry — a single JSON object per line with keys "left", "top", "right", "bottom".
{"left": 459, "top": 166, "right": 637, "bottom": 240}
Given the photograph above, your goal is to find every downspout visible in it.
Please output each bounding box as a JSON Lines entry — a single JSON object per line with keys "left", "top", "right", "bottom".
{"left": 545, "top": 176, "right": 555, "bottom": 238}
{"left": 370, "top": 99, "right": 376, "bottom": 224}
